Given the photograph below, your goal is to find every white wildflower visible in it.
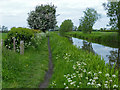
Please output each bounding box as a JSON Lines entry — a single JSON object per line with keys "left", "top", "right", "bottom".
{"left": 92, "top": 80, "right": 95, "bottom": 82}
{"left": 88, "top": 71, "right": 91, "bottom": 74}
{"left": 113, "top": 85, "right": 118, "bottom": 88}
{"left": 89, "top": 79, "right": 92, "bottom": 81}
{"left": 112, "top": 75, "right": 116, "bottom": 78}
{"left": 91, "top": 82, "right": 94, "bottom": 85}
{"left": 109, "top": 80, "right": 112, "bottom": 82}
{"left": 93, "top": 77, "right": 98, "bottom": 80}
{"left": 87, "top": 82, "right": 91, "bottom": 85}
{"left": 105, "top": 81, "right": 108, "bottom": 83}
{"left": 64, "top": 83, "right": 66, "bottom": 86}
{"left": 105, "top": 73, "right": 110, "bottom": 77}
{"left": 97, "top": 84, "right": 101, "bottom": 87}
{"left": 98, "top": 71, "right": 102, "bottom": 74}
{"left": 65, "top": 86, "right": 68, "bottom": 89}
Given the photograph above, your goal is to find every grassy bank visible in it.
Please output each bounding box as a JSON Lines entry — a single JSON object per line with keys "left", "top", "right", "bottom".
{"left": 49, "top": 32, "right": 119, "bottom": 88}
{"left": 2, "top": 34, "right": 49, "bottom": 88}
{"left": 66, "top": 31, "right": 119, "bottom": 48}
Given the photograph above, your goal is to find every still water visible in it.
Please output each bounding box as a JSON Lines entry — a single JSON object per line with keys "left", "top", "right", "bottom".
{"left": 70, "top": 37, "right": 119, "bottom": 66}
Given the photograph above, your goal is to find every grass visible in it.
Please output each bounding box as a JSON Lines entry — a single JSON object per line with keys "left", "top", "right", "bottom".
{"left": 66, "top": 31, "right": 119, "bottom": 48}
{"left": 0, "top": 33, "right": 8, "bottom": 40}
{"left": 2, "top": 34, "right": 49, "bottom": 88}
{"left": 49, "top": 32, "right": 119, "bottom": 88}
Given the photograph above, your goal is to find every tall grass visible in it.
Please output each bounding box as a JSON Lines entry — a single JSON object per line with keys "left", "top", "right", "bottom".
{"left": 2, "top": 34, "right": 49, "bottom": 88}
{"left": 49, "top": 32, "right": 119, "bottom": 88}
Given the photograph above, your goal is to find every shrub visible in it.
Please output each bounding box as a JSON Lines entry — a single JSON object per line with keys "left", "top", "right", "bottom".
{"left": 4, "top": 27, "right": 34, "bottom": 52}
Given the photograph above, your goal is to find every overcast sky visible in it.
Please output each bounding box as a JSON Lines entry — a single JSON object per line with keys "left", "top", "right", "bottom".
{"left": 0, "top": 0, "right": 109, "bottom": 30}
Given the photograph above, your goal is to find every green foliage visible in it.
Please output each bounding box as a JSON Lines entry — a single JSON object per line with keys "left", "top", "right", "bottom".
{"left": 77, "top": 25, "right": 82, "bottom": 31}
{"left": 103, "top": 1, "right": 120, "bottom": 32}
{"left": 79, "top": 8, "right": 100, "bottom": 33}
{"left": 49, "top": 33, "right": 119, "bottom": 88}
{"left": 59, "top": 19, "right": 73, "bottom": 35}
{"left": 27, "top": 4, "right": 57, "bottom": 32}
{"left": 2, "top": 34, "right": 48, "bottom": 88}
{"left": 4, "top": 27, "right": 34, "bottom": 52}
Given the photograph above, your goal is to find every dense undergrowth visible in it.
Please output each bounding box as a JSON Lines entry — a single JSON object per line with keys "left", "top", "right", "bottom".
{"left": 2, "top": 33, "right": 49, "bottom": 88}
{"left": 66, "top": 31, "right": 119, "bottom": 48}
{"left": 49, "top": 32, "right": 119, "bottom": 88}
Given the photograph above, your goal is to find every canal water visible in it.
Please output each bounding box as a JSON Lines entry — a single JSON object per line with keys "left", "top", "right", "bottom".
{"left": 69, "top": 37, "right": 119, "bottom": 66}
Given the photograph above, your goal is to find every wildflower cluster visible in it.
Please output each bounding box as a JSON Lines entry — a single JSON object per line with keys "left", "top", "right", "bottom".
{"left": 49, "top": 81, "right": 57, "bottom": 88}
{"left": 63, "top": 61, "right": 118, "bottom": 88}
{"left": 63, "top": 53, "right": 73, "bottom": 62}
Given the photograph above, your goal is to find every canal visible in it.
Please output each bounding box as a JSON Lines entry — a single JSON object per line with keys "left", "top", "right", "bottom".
{"left": 69, "top": 37, "right": 120, "bottom": 68}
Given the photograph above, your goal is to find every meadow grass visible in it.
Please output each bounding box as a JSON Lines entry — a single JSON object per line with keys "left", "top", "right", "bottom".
{"left": 2, "top": 34, "right": 49, "bottom": 88}
{"left": 66, "top": 31, "right": 119, "bottom": 48}
{"left": 49, "top": 32, "right": 119, "bottom": 88}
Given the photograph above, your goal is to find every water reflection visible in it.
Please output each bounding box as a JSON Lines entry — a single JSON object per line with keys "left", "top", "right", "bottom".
{"left": 82, "top": 40, "right": 95, "bottom": 54}
{"left": 71, "top": 37, "right": 118, "bottom": 64}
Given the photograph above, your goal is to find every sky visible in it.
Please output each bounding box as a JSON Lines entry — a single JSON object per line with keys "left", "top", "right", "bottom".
{"left": 0, "top": 0, "right": 110, "bottom": 30}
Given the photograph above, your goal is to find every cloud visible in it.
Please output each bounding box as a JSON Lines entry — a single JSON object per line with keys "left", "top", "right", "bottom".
{"left": 0, "top": 0, "right": 109, "bottom": 29}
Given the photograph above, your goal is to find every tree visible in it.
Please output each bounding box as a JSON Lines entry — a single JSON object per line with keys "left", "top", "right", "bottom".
{"left": 59, "top": 19, "right": 73, "bottom": 35}
{"left": 1, "top": 26, "right": 8, "bottom": 32}
{"left": 27, "top": 4, "right": 57, "bottom": 32}
{"left": 103, "top": 1, "right": 120, "bottom": 33}
{"left": 79, "top": 8, "right": 100, "bottom": 33}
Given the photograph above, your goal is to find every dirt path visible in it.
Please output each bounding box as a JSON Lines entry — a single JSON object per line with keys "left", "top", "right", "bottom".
{"left": 39, "top": 36, "right": 53, "bottom": 88}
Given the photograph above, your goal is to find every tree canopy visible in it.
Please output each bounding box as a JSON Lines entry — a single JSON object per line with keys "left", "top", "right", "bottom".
{"left": 59, "top": 19, "right": 73, "bottom": 35}
{"left": 27, "top": 4, "right": 57, "bottom": 32}
{"left": 79, "top": 8, "right": 100, "bottom": 33}
{"left": 103, "top": 1, "right": 120, "bottom": 33}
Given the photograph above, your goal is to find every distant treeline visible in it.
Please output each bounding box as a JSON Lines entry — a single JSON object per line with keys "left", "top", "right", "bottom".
{"left": 0, "top": 31, "right": 9, "bottom": 33}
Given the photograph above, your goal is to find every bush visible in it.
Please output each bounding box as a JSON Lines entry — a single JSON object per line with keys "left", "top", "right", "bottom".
{"left": 59, "top": 19, "right": 73, "bottom": 35}
{"left": 4, "top": 27, "right": 34, "bottom": 52}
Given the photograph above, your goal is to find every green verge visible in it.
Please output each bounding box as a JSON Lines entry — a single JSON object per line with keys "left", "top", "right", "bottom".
{"left": 66, "top": 31, "right": 119, "bottom": 48}
{"left": 2, "top": 36, "right": 49, "bottom": 88}
{"left": 49, "top": 32, "right": 119, "bottom": 88}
